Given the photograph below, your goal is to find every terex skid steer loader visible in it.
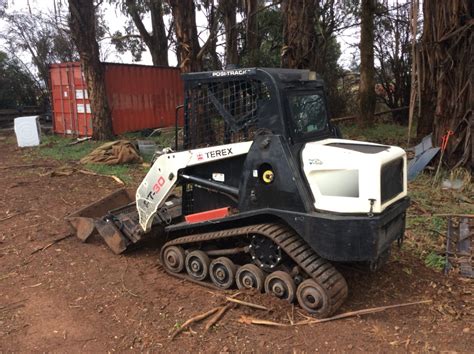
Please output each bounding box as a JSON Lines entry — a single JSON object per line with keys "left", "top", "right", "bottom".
{"left": 68, "top": 68, "right": 409, "bottom": 317}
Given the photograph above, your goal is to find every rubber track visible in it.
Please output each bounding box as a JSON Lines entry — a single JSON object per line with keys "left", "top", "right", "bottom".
{"left": 160, "top": 223, "right": 348, "bottom": 316}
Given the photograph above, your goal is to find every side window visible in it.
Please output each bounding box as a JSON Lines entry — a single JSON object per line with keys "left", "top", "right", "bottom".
{"left": 288, "top": 94, "right": 327, "bottom": 135}
{"left": 184, "top": 79, "right": 270, "bottom": 149}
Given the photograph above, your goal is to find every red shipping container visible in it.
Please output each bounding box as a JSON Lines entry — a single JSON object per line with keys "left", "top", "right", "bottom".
{"left": 49, "top": 62, "right": 184, "bottom": 136}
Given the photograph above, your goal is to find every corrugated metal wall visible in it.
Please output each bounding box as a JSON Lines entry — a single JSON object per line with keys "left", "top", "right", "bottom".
{"left": 50, "top": 62, "right": 184, "bottom": 136}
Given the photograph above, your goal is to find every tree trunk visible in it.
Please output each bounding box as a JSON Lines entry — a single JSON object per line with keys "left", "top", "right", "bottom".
{"left": 203, "top": 0, "right": 221, "bottom": 70}
{"left": 244, "top": 0, "right": 259, "bottom": 66}
{"left": 358, "top": 0, "right": 376, "bottom": 127}
{"left": 149, "top": 0, "right": 169, "bottom": 66}
{"left": 222, "top": 0, "right": 238, "bottom": 66}
{"left": 68, "top": 0, "right": 113, "bottom": 140}
{"left": 418, "top": 0, "right": 472, "bottom": 168}
{"left": 168, "top": 0, "right": 202, "bottom": 73}
{"left": 281, "top": 0, "right": 317, "bottom": 70}
{"left": 125, "top": 0, "right": 168, "bottom": 66}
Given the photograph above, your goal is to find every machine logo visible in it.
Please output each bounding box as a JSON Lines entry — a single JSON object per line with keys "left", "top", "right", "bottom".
{"left": 308, "top": 158, "right": 323, "bottom": 165}
{"left": 197, "top": 153, "right": 204, "bottom": 161}
{"left": 211, "top": 69, "right": 251, "bottom": 77}
{"left": 206, "top": 148, "right": 233, "bottom": 159}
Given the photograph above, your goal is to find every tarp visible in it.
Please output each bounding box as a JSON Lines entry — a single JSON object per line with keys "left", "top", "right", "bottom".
{"left": 80, "top": 140, "right": 143, "bottom": 165}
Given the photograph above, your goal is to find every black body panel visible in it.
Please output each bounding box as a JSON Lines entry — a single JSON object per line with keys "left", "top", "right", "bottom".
{"left": 166, "top": 197, "right": 410, "bottom": 262}
{"left": 238, "top": 135, "right": 312, "bottom": 213}
{"left": 172, "top": 134, "right": 409, "bottom": 263}
{"left": 182, "top": 155, "right": 245, "bottom": 214}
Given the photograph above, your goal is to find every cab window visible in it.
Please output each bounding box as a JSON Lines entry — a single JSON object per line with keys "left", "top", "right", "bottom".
{"left": 288, "top": 93, "right": 328, "bottom": 135}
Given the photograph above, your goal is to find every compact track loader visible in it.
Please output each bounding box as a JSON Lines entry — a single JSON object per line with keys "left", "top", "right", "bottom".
{"left": 68, "top": 68, "right": 409, "bottom": 317}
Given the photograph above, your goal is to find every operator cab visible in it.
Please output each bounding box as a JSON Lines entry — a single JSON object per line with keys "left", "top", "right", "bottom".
{"left": 179, "top": 67, "right": 338, "bottom": 151}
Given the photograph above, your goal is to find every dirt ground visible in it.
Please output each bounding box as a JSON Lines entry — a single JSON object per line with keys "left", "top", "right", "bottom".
{"left": 1, "top": 133, "right": 472, "bottom": 352}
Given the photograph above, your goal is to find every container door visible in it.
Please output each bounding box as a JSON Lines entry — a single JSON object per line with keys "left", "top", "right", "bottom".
{"left": 50, "top": 63, "right": 93, "bottom": 137}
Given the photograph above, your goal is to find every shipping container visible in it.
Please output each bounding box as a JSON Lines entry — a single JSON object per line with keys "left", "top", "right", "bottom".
{"left": 49, "top": 62, "right": 184, "bottom": 136}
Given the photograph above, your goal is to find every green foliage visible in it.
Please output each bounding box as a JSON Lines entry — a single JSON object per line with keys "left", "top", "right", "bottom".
{"left": 85, "top": 163, "right": 132, "bottom": 183}
{"left": 373, "top": 2, "right": 412, "bottom": 124}
{"left": 121, "top": 129, "right": 176, "bottom": 149}
{"left": 38, "top": 134, "right": 135, "bottom": 183}
{"left": 2, "top": 8, "right": 78, "bottom": 92}
{"left": 340, "top": 122, "right": 411, "bottom": 146}
{"left": 0, "top": 51, "right": 39, "bottom": 109}
{"left": 430, "top": 217, "right": 445, "bottom": 238}
{"left": 38, "top": 135, "right": 101, "bottom": 161}
{"left": 316, "top": 36, "right": 348, "bottom": 117}
{"left": 424, "top": 252, "right": 446, "bottom": 271}
{"left": 239, "top": 6, "right": 283, "bottom": 67}
{"left": 111, "top": 29, "right": 146, "bottom": 62}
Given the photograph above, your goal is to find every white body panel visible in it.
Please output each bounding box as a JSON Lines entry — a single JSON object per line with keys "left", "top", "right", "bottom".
{"left": 301, "top": 139, "right": 407, "bottom": 214}
{"left": 136, "top": 141, "right": 253, "bottom": 232}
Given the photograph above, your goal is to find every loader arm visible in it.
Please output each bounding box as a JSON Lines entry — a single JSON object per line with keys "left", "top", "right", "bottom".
{"left": 136, "top": 141, "right": 253, "bottom": 232}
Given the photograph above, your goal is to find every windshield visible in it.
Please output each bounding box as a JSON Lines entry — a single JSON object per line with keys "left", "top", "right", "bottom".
{"left": 288, "top": 93, "right": 328, "bottom": 136}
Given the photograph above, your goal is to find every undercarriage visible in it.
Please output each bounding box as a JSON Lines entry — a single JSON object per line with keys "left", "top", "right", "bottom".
{"left": 160, "top": 223, "right": 348, "bottom": 317}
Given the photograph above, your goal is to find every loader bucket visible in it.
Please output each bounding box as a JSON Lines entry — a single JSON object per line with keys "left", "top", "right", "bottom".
{"left": 66, "top": 188, "right": 136, "bottom": 254}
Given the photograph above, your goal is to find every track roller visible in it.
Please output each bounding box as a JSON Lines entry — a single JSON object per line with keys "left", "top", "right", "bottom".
{"left": 209, "top": 257, "right": 237, "bottom": 289}
{"left": 236, "top": 264, "right": 265, "bottom": 292}
{"left": 296, "top": 279, "right": 330, "bottom": 316}
{"left": 162, "top": 246, "right": 185, "bottom": 273}
{"left": 160, "top": 223, "right": 348, "bottom": 317}
{"left": 264, "top": 271, "right": 296, "bottom": 303}
{"left": 185, "top": 250, "right": 210, "bottom": 281}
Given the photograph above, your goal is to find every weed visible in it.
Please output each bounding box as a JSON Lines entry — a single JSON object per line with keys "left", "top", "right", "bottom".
{"left": 424, "top": 252, "right": 446, "bottom": 271}
{"left": 339, "top": 122, "right": 414, "bottom": 147}
{"left": 173, "top": 322, "right": 181, "bottom": 329}
{"left": 121, "top": 129, "right": 177, "bottom": 149}
{"left": 402, "top": 267, "right": 413, "bottom": 275}
{"left": 31, "top": 134, "right": 140, "bottom": 183}
{"left": 84, "top": 163, "right": 132, "bottom": 183}
{"left": 38, "top": 135, "right": 101, "bottom": 161}
{"left": 430, "top": 217, "right": 446, "bottom": 238}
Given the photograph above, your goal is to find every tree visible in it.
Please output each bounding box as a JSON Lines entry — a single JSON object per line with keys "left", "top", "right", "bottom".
{"left": 118, "top": 0, "right": 169, "bottom": 66}
{"left": 221, "top": 0, "right": 238, "bottom": 66}
{"left": 2, "top": 9, "right": 78, "bottom": 95}
{"left": 0, "top": 51, "right": 39, "bottom": 109}
{"left": 280, "top": 0, "right": 359, "bottom": 117}
{"left": 68, "top": 0, "right": 113, "bottom": 140}
{"left": 358, "top": 0, "right": 376, "bottom": 127}
{"left": 167, "top": 0, "right": 220, "bottom": 72}
{"left": 281, "top": 0, "right": 317, "bottom": 70}
{"left": 374, "top": 2, "right": 412, "bottom": 125}
{"left": 417, "top": 0, "right": 472, "bottom": 167}
{"left": 202, "top": 0, "right": 221, "bottom": 70}
{"left": 167, "top": 0, "right": 202, "bottom": 72}
{"left": 238, "top": 3, "right": 283, "bottom": 67}
{"left": 0, "top": 1, "right": 7, "bottom": 17}
{"left": 243, "top": 0, "right": 259, "bottom": 66}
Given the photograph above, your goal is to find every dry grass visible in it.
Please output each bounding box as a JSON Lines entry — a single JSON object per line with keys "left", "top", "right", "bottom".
{"left": 405, "top": 168, "right": 472, "bottom": 266}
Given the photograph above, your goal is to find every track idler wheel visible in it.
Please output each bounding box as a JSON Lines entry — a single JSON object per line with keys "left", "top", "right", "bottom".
{"left": 296, "top": 279, "right": 330, "bottom": 316}
{"left": 235, "top": 264, "right": 265, "bottom": 292}
{"left": 209, "top": 257, "right": 237, "bottom": 289}
{"left": 264, "top": 271, "right": 296, "bottom": 303}
{"left": 185, "top": 250, "right": 210, "bottom": 281}
{"left": 162, "top": 246, "right": 185, "bottom": 273}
